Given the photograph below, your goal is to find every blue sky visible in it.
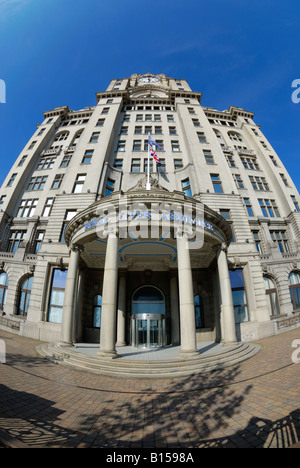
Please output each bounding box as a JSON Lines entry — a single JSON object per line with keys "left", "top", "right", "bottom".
{"left": 0, "top": 0, "right": 300, "bottom": 188}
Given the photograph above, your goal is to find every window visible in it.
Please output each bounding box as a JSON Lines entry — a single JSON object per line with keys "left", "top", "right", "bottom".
{"left": 204, "top": 150, "right": 214, "bottom": 164}
{"left": 48, "top": 269, "right": 68, "bottom": 324}
{"left": 228, "top": 132, "right": 243, "bottom": 142}
{"left": 117, "top": 141, "right": 126, "bottom": 152}
{"left": 18, "top": 156, "right": 27, "bottom": 167}
{"left": 220, "top": 210, "right": 235, "bottom": 242}
{"left": 96, "top": 118, "right": 105, "bottom": 127}
{"left": 134, "top": 126, "right": 143, "bottom": 134}
{"left": 167, "top": 115, "right": 174, "bottom": 122}
{"left": 244, "top": 198, "right": 254, "bottom": 217}
{"left": 102, "top": 107, "right": 109, "bottom": 115}
{"left": 229, "top": 270, "right": 249, "bottom": 323}
{"left": 171, "top": 141, "right": 180, "bottom": 152}
{"left": 90, "top": 132, "right": 100, "bottom": 143}
{"left": 252, "top": 231, "right": 262, "bottom": 254}
{"left": 33, "top": 231, "right": 45, "bottom": 254}
{"left": 157, "top": 159, "right": 166, "bottom": 173}
{"left": 17, "top": 199, "right": 38, "bottom": 218}
{"left": 131, "top": 159, "right": 141, "bottom": 173}
{"left": 226, "top": 155, "right": 236, "bottom": 168}
{"left": 182, "top": 178, "right": 192, "bottom": 197}
{"left": 240, "top": 157, "right": 260, "bottom": 171}
{"left": 60, "top": 153, "right": 72, "bottom": 168}
{"left": 211, "top": 174, "right": 223, "bottom": 193}
{"left": 188, "top": 107, "right": 195, "bottom": 114}
{"left": 291, "top": 196, "right": 300, "bottom": 212}
{"left": 258, "top": 199, "right": 280, "bottom": 218}
{"left": 7, "top": 174, "right": 17, "bottom": 187}
{"left": 105, "top": 179, "right": 115, "bottom": 197}
{"left": 120, "top": 127, "right": 128, "bottom": 135}
{"left": 51, "top": 174, "right": 64, "bottom": 190}
{"left": 82, "top": 150, "right": 94, "bottom": 164}
{"left": 192, "top": 119, "right": 200, "bottom": 127}
{"left": 42, "top": 198, "right": 54, "bottom": 217}
{"left": 133, "top": 140, "right": 142, "bottom": 151}
{"left": 144, "top": 159, "right": 153, "bottom": 173}
{"left": 261, "top": 141, "right": 268, "bottom": 150}
{"left": 0, "top": 195, "right": 6, "bottom": 209}
{"left": 194, "top": 295, "right": 205, "bottom": 328}
{"left": 174, "top": 159, "right": 183, "bottom": 170}
{"left": 37, "top": 157, "right": 56, "bottom": 170}
{"left": 169, "top": 126, "right": 177, "bottom": 135}
{"left": 136, "top": 114, "right": 143, "bottom": 122}
{"left": 93, "top": 295, "right": 102, "bottom": 328}
{"left": 250, "top": 176, "right": 269, "bottom": 192}
{"left": 7, "top": 231, "right": 26, "bottom": 253}
{"left": 18, "top": 276, "right": 34, "bottom": 317}
{"left": 0, "top": 273, "right": 8, "bottom": 311}
{"left": 54, "top": 132, "right": 69, "bottom": 142}
{"left": 60, "top": 210, "right": 77, "bottom": 243}
{"left": 155, "top": 126, "right": 162, "bottom": 135}
{"left": 72, "top": 174, "right": 86, "bottom": 194}
{"left": 280, "top": 173, "right": 289, "bottom": 187}
{"left": 264, "top": 277, "right": 280, "bottom": 317}
{"left": 154, "top": 114, "right": 161, "bottom": 122}
{"left": 197, "top": 132, "right": 207, "bottom": 143}
{"left": 114, "top": 159, "right": 123, "bottom": 170}
{"left": 270, "top": 155, "right": 279, "bottom": 167}
{"left": 28, "top": 141, "right": 37, "bottom": 150}
{"left": 270, "top": 230, "right": 290, "bottom": 253}
{"left": 27, "top": 176, "right": 47, "bottom": 191}
{"left": 289, "top": 272, "right": 300, "bottom": 311}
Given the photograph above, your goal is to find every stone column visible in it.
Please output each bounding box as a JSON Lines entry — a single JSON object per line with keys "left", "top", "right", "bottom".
{"left": 176, "top": 235, "right": 197, "bottom": 355}
{"left": 217, "top": 245, "right": 237, "bottom": 344}
{"left": 170, "top": 273, "right": 180, "bottom": 346}
{"left": 60, "top": 246, "right": 80, "bottom": 345}
{"left": 116, "top": 272, "right": 127, "bottom": 346}
{"left": 98, "top": 234, "right": 119, "bottom": 358}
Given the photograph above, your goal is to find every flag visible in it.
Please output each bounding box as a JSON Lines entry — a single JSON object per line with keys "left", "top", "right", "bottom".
{"left": 148, "top": 135, "right": 163, "bottom": 151}
{"left": 150, "top": 147, "right": 162, "bottom": 166}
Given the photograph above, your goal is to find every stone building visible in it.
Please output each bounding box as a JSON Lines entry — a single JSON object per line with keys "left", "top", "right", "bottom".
{"left": 0, "top": 73, "right": 299, "bottom": 357}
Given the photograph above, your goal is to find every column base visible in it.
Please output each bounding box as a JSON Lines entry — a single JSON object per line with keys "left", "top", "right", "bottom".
{"left": 97, "top": 350, "right": 120, "bottom": 359}
{"left": 221, "top": 340, "right": 239, "bottom": 347}
{"left": 116, "top": 341, "right": 127, "bottom": 347}
{"left": 177, "top": 350, "right": 200, "bottom": 360}
{"left": 58, "top": 341, "right": 74, "bottom": 348}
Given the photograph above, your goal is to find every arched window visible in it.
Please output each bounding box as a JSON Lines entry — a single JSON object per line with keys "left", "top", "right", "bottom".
{"left": 289, "top": 272, "right": 300, "bottom": 311}
{"left": 264, "top": 276, "right": 280, "bottom": 317}
{"left": 228, "top": 131, "right": 243, "bottom": 142}
{"left": 18, "top": 276, "right": 33, "bottom": 317}
{"left": 194, "top": 295, "right": 205, "bottom": 329}
{"left": 0, "top": 272, "right": 8, "bottom": 311}
{"left": 93, "top": 295, "right": 102, "bottom": 328}
{"left": 132, "top": 286, "right": 165, "bottom": 316}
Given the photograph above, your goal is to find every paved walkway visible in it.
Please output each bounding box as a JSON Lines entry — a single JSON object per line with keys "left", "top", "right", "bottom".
{"left": 0, "top": 328, "right": 299, "bottom": 448}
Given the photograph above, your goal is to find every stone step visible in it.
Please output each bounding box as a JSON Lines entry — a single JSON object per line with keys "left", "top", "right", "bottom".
{"left": 37, "top": 342, "right": 261, "bottom": 379}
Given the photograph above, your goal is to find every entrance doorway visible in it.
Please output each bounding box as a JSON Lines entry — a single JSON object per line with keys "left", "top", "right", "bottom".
{"left": 131, "top": 286, "right": 166, "bottom": 349}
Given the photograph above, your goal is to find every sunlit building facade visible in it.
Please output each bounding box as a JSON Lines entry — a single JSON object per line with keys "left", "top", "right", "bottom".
{"left": 0, "top": 73, "right": 300, "bottom": 357}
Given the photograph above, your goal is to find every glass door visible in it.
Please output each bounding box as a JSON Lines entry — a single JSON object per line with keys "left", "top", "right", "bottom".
{"left": 137, "top": 319, "right": 148, "bottom": 348}
{"left": 132, "top": 314, "right": 165, "bottom": 349}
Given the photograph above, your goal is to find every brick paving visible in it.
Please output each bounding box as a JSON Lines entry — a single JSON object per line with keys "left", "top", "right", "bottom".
{"left": 0, "top": 328, "right": 299, "bottom": 448}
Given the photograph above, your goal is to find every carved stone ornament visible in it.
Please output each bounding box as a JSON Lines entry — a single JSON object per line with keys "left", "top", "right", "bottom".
{"left": 129, "top": 175, "right": 169, "bottom": 192}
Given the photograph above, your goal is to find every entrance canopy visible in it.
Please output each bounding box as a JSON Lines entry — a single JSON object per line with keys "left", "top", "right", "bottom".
{"left": 64, "top": 188, "right": 232, "bottom": 270}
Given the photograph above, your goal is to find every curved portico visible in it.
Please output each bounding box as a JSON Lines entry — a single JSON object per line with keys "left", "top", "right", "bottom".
{"left": 61, "top": 187, "right": 236, "bottom": 358}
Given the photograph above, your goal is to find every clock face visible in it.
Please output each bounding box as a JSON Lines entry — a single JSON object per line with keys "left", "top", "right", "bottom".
{"left": 139, "top": 77, "right": 160, "bottom": 83}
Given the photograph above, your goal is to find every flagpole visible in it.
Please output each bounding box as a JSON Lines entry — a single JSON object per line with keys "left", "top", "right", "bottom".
{"left": 146, "top": 133, "right": 151, "bottom": 191}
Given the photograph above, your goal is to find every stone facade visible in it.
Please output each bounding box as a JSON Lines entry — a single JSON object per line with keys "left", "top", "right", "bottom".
{"left": 0, "top": 73, "right": 300, "bottom": 353}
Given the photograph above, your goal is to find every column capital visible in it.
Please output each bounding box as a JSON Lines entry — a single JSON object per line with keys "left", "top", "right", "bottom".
{"left": 70, "top": 244, "right": 84, "bottom": 254}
